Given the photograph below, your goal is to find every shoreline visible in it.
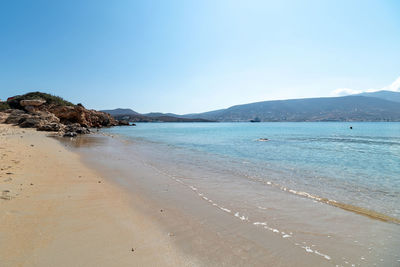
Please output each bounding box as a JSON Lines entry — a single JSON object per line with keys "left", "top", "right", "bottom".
{"left": 93, "top": 130, "right": 400, "bottom": 225}
{"left": 0, "top": 124, "right": 197, "bottom": 266}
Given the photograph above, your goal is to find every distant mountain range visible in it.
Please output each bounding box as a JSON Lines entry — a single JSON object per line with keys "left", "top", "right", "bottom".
{"left": 100, "top": 108, "right": 140, "bottom": 116}
{"left": 357, "top": 90, "right": 400, "bottom": 103}
{"left": 100, "top": 108, "right": 213, "bottom": 122}
{"left": 101, "top": 90, "right": 400, "bottom": 122}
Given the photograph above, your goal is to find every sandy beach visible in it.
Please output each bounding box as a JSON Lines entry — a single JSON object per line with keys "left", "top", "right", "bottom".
{"left": 0, "top": 124, "right": 196, "bottom": 266}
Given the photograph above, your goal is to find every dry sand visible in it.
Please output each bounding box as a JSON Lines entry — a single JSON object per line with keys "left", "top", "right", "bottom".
{"left": 0, "top": 124, "right": 198, "bottom": 267}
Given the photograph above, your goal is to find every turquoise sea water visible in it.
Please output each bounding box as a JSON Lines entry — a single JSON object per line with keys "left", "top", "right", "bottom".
{"left": 102, "top": 122, "right": 400, "bottom": 219}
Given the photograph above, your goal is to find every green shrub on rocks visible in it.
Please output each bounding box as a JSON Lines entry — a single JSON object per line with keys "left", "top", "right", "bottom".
{"left": 8, "top": 92, "right": 74, "bottom": 109}
{"left": 0, "top": 102, "right": 10, "bottom": 111}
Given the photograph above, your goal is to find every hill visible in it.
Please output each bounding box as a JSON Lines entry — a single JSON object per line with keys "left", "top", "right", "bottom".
{"left": 183, "top": 94, "right": 400, "bottom": 122}
{"left": 101, "top": 109, "right": 213, "bottom": 122}
{"left": 357, "top": 90, "right": 400, "bottom": 103}
{"left": 100, "top": 108, "right": 139, "bottom": 116}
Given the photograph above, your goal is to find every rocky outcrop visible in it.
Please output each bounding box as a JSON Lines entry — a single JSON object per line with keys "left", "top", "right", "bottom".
{"left": 1, "top": 93, "right": 128, "bottom": 137}
{"left": 5, "top": 110, "right": 31, "bottom": 124}
{"left": 20, "top": 99, "right": 46, "bottom": 113}
{"left": 47, "top": 105, "right": 118, "bottom": 128}
{"left": 4, "top": 109, "right": 64, "bottom": 130}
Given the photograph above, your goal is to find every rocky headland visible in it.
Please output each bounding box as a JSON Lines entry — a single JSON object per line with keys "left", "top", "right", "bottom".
{"left": 0, "top": 92, "right": 131, "bottom": 137}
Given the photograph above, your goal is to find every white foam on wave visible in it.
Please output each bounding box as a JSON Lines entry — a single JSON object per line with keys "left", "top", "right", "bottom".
{"left": 219, "top": 207, "right": 231, "bottom": 213}
{"left": 301, "top": 246, "right": 331, "bottom": 261}
{"left": 234, "top": 212, "right": 248, "bottom": 221}
{"left": 314, "top": 250, "right": 331, "bottom": 260}
{"left": 189, "top": 185, "right": 197, "bottom": 191}
{"left": 303, "top": 246, "right": 313, "bottom": 253}
{"left": 263, "top": 225, "right": 280, "bottom": 233}
{"left": 154, "top": 166, "right": 334, "bottom": 263}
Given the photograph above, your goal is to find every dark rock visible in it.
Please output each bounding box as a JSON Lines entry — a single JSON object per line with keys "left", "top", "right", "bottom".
{"left": 19, "top": 117, "right": 42, "bottom": 128}
{"left": 118, "top": 120, "right": 130, "bottom": 126}
{"left": 63, "top": 132, "right": 77, "bottom": 138}
{"left": 76, "top": 127, "right": 90, "bottom": 134}
{"left": 5, "top": 110, "right": 29, "bottom": 124}
{"left": 64, "top": 123, "right": 90, "bottom": 134}
{"left": 37, "top": 122, "right": 64, "bottom": 132}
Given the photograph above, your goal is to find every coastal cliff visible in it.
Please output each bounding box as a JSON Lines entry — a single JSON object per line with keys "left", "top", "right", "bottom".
{"left": 0, "top": 92, "right": 126, "bottom": 137}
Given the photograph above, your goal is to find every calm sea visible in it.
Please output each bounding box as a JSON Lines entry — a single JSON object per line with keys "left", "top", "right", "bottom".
{"left": 102, "top": 122, "right": 400, "bottom": 220}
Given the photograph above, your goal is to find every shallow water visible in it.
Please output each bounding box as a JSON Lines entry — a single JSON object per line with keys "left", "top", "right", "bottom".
{"left": 62, "top": 124, "right": 400, "bottom": 266}
{"left": 102, "top": 122, "right": 400, "bottom": 220}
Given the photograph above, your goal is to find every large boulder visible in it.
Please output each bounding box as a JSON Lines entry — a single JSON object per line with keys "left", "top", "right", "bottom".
{"left": 35, "top": 111, "right": 60, "bottom": 124}
{"left": 118, "top": 119, "right": 130, "bottom": 126}
{"left": 37, "top": 122, "right": 65, "bottom": 132}
{"left": 20, "top": 99, "right": 46, "bottom": 106}
{"left": 66, "top": 123, "right": 90, "bottom": 134}
{"left": 5, "top": 110, "right": 31, "bottom": 124}
{"left": 19, "top": 117, "right": 42, "bottom": 128}
{"left": 48, "top": 105, "right": 117, "bottom": 128}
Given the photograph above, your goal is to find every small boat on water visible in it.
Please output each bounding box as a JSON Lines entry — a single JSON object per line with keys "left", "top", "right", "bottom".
{"left": 250, "top": 117, "right": 261, "bottom": 122}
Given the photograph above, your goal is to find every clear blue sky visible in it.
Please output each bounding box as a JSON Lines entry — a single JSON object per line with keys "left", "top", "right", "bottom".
{"left": 1, "top": 0, "right": 399, "bottom": 114}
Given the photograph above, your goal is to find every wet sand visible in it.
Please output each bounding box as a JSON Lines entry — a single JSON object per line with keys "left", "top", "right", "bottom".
{"left": 0, "top": 124, "right": 197, "bottom": 266}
